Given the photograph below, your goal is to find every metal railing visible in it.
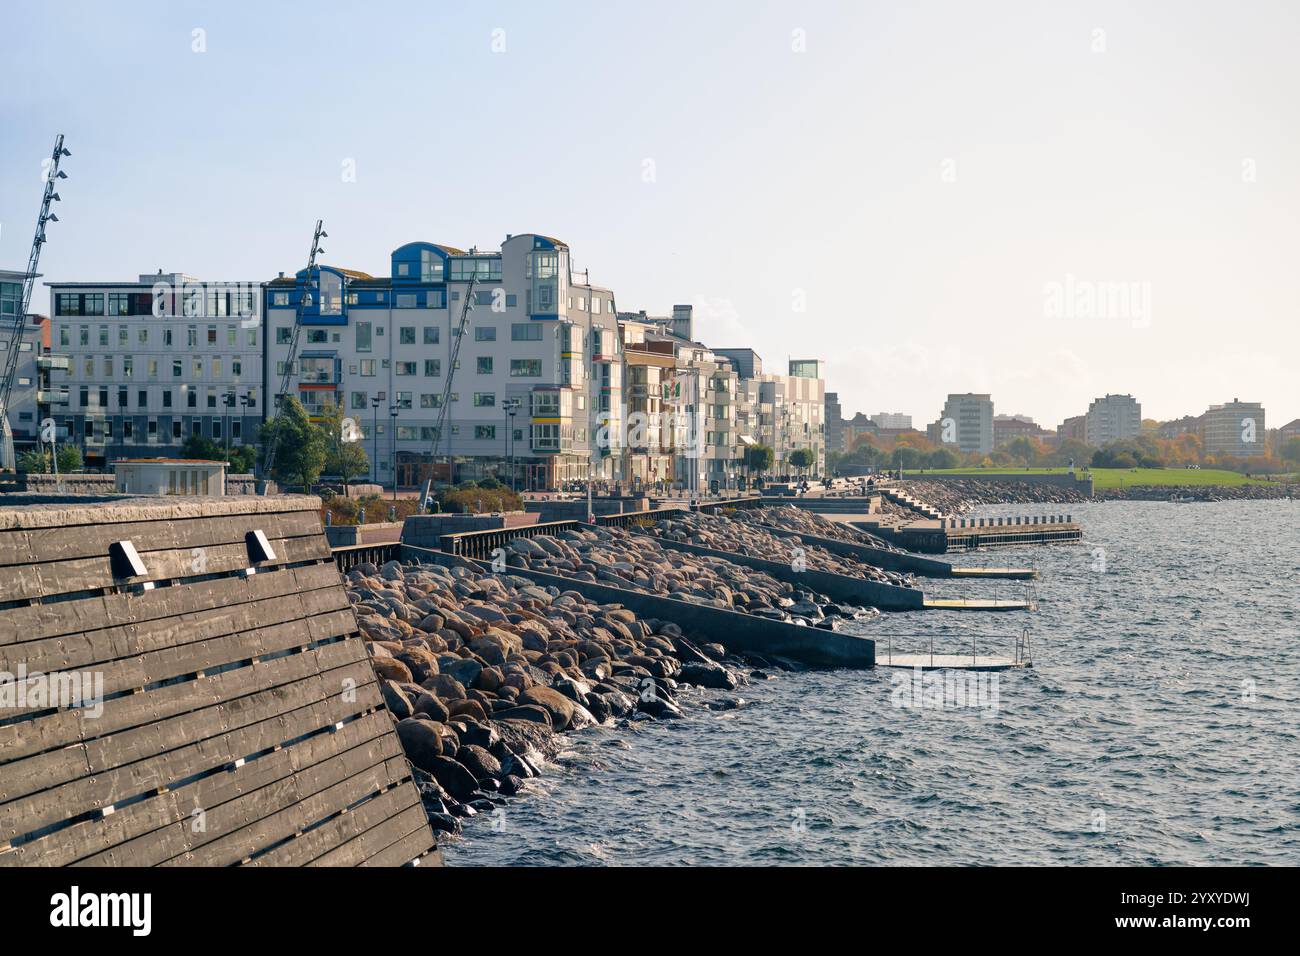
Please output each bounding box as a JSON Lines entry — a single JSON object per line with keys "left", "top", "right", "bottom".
{"left": 881, "top": 628, "right": 1033, "bottom": 667}
{"left": 332, "top": 541, "right": 400, "bottom": 572}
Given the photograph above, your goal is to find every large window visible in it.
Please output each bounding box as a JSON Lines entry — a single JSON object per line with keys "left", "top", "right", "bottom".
{"left": 473, "top": 392, "right": 495, "bottom": 407}
{"left": 477, "top": 357, "right": 493, "bottom": 374}
{"left": 355, "top": 321, "right": 372, "bottom": 352}
{"left": 510, "top": 359, "right": 541, "bottom": 377}
{"left": 475, "top": 326, "right": 496, "bottom": 341}
{"left": 423, "top": 326, "right": 439, "bottom": 345}
{"left": 395, "top": 361, "right": 416, "bottom": 376}
{"left": 512, "top": 322, "right": 542, "bottom": 341}
{"left": 424, "top": 359, "right": 440, "bottom": 376}
{"left": 420, "top": 249, "right": 443, "bottom": 282}
{"left": 400, "top": 327, "right": 416, "bottom": 344}
{"left": 449, "top": 257, "right": 502, "bottom": 281}
{"left": 475, "top": 425, "right": 496, "bottom": 440}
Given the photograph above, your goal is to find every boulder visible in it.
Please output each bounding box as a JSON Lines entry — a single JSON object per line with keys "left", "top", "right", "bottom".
{"left": 380, "top": 680, "right": 413, "bottom": 719}
{"left": 427, "top": 755, "right": 480, "bottom": 802}
{"left": 395, "top": 717, "right": 443, "bottom": 772}
{"left": 519, "top": 685, "right": 597, "bottom": 731}
{"left": 456, "top": 744, "right": 503, "bottom": 782}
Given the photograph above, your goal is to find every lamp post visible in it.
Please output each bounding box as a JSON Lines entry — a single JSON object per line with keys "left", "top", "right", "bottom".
{"left": 370, "top": 396, "right": 381, "bottom": 486}
{"left": 222, "top": 389, "right": 236, "bottom": 458}
{"left": 503, "top": 397, "right": 521, "bottom": 493}
{"left": 389, "top": 404, "right": 399, "bottom": 501}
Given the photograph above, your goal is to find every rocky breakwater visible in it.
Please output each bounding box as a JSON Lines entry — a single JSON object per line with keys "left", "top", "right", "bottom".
{"left": 644, "top": 510, "right": 913, "bottom": 588}
{"left": 902, "top": 479, "right": 1090, "bottom": 513}
{"left": 504, "top": 526, "right": 881, "bottom": 628}
{"left": 733, "top": 503, "right": 902, "bottom": 551}
{"left": 348, "top": 559, "right": 753, "bottom": 842}
{"left": 1097, "top": 481, "right": 1298, "bottom": 502}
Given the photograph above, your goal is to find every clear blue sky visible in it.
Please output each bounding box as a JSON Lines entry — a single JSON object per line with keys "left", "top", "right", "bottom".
{"left": 2, "top": 0, "right": 1297, "bottom": 428}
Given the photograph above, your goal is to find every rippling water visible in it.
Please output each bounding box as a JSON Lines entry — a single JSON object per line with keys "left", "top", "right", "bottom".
{"left": 443, "top": 500, "right": 1300, "bottom": 865}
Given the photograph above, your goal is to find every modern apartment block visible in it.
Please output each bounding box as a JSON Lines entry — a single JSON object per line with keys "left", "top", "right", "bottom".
{"left": 42, "top": 273, "right": 264, "bottom": 466}
{"left": 936, "top": 393, "right": 994, "bottom": 456}
{"left": 871, "top": 412, "right": 912, "bottom": 430}
{"left": 263, "top": 235, "right": 623, "bottom": 490}
{"left": 1, "top": 269, "right": 63, "bottom": 460}
{"left": 717, "top": 351, "right": 825, "bottom": 477}
{"left": 1084, "top": 393, "right": 1141, "bottom": 446}
{"left": 1202, "top": 399, "right": 1266, "bottom": 459}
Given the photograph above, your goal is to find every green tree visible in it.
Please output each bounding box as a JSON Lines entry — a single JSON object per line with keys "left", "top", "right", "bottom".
{"left": 1281, "top": 437, "right": 1300, "bottom": 465}
{"left": 788, "top": 447, "right": 815, "bottom": 475}
{"left": 744, "top": 443, "right": 774, "bottom": 476}
{"left": 1007, "top": 436, "right": 1038, "bottom": 467}
{"left": 319, "top": 399, "right": 369, "bottom": 491}
{"left": 181, "top": 434, "right": 225, "bottom": 461}
{"left": 927, "top": 446, "right": 960, "bottom": 469}
{"left": 260, "top": 396, "right": 326, "bottom": 492}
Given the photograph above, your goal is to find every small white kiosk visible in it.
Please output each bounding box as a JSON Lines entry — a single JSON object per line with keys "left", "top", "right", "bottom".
{"left": 112, "top": 458, "right": 228, "bottom": 496}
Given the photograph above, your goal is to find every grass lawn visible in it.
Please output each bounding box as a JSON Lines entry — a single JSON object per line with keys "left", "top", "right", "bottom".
{"left": 901, "top": 466, "right": 1281, "bottom": 489}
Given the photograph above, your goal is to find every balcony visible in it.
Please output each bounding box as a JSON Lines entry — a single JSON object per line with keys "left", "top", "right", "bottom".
{"left": 37, "top": 389, "right": 69, "bottom": 405}
{"left": 37, "top": 355, "right": 70, "bottom": 371}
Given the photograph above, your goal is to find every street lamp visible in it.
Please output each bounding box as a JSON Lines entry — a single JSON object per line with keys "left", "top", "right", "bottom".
{"left": 371, "top": 396, "right": 382, "bottom": 485}
{"left": 389, "top": 404, "right": 399, "bottom": 501}
{"left": 503, "top": 397, "right": 521, "bottom": 493}
{"left": 222, "top": 390, "right": 236, "bottom": 458}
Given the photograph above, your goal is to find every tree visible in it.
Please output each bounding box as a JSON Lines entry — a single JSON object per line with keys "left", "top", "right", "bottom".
{"left": 927, "top": 446, "right": 959, "bottom": 469}
{"left": 1281, "top": 437, "right": 1300, "bottom": 466}
{"left": 744, "top": 444, "right": 774, "bottom": 477}
{"left": 319, "top": 399, "right": 369, "bottom": 491}
{"left": 23, "top": 445, "right": 84, "bottom": 473}
{"left": 893, "top": 445, "right": 923, "bottom": 470}
{"left": 260, "top": 396, "right": 326, "bottom": 491}
{"left": 788, "top": 447, "right": 815, "bottom": 475}
{"left": 181, "top": 432, "right": 257, "bottom": 475}
{"left": 1007, "top": 436, "right": 1038, "bottom": 467}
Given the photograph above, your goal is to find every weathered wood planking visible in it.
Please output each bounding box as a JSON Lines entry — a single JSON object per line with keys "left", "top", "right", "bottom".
{"left": 0, "top": 495, "right": 436, "bottom": 867}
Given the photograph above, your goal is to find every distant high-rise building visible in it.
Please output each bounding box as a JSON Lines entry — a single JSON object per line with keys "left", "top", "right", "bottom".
{"left": 1085, "top": 394, "right": 1141, "bottom": 446}
{"left": 871, "top": 412, "right": 912, "bottom": 430}
{"left": 937, "top": 393, "right": 993, "bottom": 455}
{"left": 1203, "top": 399, "right": 1266, "bottom": 458}
{"left": 825, "top": 392, "right": 845, "bottom": 452}
{"left": 993, "top": 414, "right": 1047, "bottom": 448}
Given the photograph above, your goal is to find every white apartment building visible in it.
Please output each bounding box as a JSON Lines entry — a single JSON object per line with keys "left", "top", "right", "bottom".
{"left": 1084, "top": 393, "right": 1141, "bottom": 446}
{"left": 872, "top": 412, "right": 912, "bottom": 430}
{"left": 43, "top": 273, "right": 264, "bottom": 465}
{"left": 263, "top": 235, "right": 623, "bottom": 491}
{"left": 717, "top": 351, "right": 826, "bottom": 478}
{"left": 937, "top": 393, "right": 994, "bottom": 456}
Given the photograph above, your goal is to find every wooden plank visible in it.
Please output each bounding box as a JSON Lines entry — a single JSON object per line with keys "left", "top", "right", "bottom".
{"left": 308, "top": 803, "right": 429, "bottom": 867}
{"left": 1, "top": 711, "right": 393, "bottom": 867}
{"left": 0, "top": 509, "right": 322, "bottom": 570}
{"left": 4, "top": 586, "right": 352, "bottom": 678}
{"left": 0, "top": 607, "right": 359, "bottom": 758}
{"left": 0, "top": 533, "right": 330, "bottom": 604}
{"left": 242, "top": 785, "right": 420, "bottom": 868}
{"left": 358, "top": 822, "right": 438, "bottom": 868}
{"left": 0, "top": 561, "right": 342, "bottom": 646}
{"left": 159, "top": 755, "right": 411, "bottom": 867}
{"left": 0, "top": 651, "right": 378, "bottom": 841}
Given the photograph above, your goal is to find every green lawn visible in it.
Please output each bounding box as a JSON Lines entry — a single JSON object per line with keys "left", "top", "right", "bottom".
{"left": 901, "top": 466, "right": 1281, "bottom": 489}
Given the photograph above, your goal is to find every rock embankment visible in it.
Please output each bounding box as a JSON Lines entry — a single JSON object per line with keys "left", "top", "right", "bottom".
{"left": 733, "top": 503, "right": 902, "bottom": 551}
{"left": 1097, "top": 482, "right": 1298, "bottom": 502}
{"left": 503, "top": 526, "right": 881, "bottom": 626}
{"left": 641, "top": 509, "right": 912, "bottom": 587}
{"left": 349, "top": 559, "right": 760, "bottom": 842}
{"left": 901, "top": 479, "right": 1090, "bottom": 513}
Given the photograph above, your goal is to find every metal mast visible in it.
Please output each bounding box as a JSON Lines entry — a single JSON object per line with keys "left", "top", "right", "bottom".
{"left": 1, "top": 135, "right": 70, "bottom": 470}
{"left": 420, "top": 274, "right": 476, "bottom": 508}
{"left": 261, "top": 219, "right": 327, "bottom": 480}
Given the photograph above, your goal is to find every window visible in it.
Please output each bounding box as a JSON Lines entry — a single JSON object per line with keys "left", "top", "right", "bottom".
{"left": 123, "top": 420, "right": 133, "bottom": 439}
{"left": 227, "top": 326, "right": 237, "bottom": 347}
{"left": 138, "top": 327, "right": 148, "bottom": 345}
{"left": 475, "top": 326, "right": 496, "bottom": 341}
{"left": 420, "top": 249, "right": 444, "bottom": 282}
{"left": 172, "top": 420, "right": 182, "bottom": 439}
{"left": 473, "top": 392, "right": 495, "bottom": 407}
{"left": 359, "top": 360, "right": 376, "bottom": 377}
{"left": 475, "top": 425, "right": 496, "bottom": 440}
{"left": 273, "top": 291, "right": 290, "bottom": 306}
{"left": 59, "top": 326, "right": 69, "bottom": 348}
{"left": 395, "top": 361, "right": 416, "bottom": 376}
{"left": 356, "top": 321, "right": 372, "bottom": 352}
{"left": 351, "top": 391, "right": 367, "bottom": 410}
{"left": 423, "top": 326, "right": 439, "bottom": 345}
{"left": 449, "top": 258, "right": 502, "bottom": 281}
{"left": 394, "top": 391, "right": 412, "bottom": 409}
{"left": 396, "top": 425, "right": 419, "bottom": 441}
{"left": 172, "top": 360, "right": 183, "bottom": 377}
{"left": 163, "top": 390, "right": 173, "bottom": 408}
{"left": 512, "top": 322, "right": 542, "bottom": 341}
{"left": 118, "top": 326, "right": 129, "bottom": 346}
{"left": 83, "top": 294, "right": 104, "bottom": 316}
{"left": 187, "top": 326, "right": 198, "bottom": 348}
{"left": 78, "top": 386, "right": 88, "bottom": 407}
{"left": 231, "top": 358, "right": 241, "bottom": 378}
{"left": 395, "top": 294, "right": 418, "bottom": 309}
{"left": 510, "top": 359, "right": 542, "bottom": 377}
{"left": 99, "top": 325, "right": 109, "bottom": 347}
{"left": 276, "top": 327, "right": 293, "bottom": 344}
{"left": 306, "top": 329, "right": 329, "bottom": 343}
{"left": 207, "top": 325, "right": 217, "bottom": 345}
{"left": 57, "top": 293, "right": 82, "bottom": 316}
{"left": 187, "top": 389, "right": 197, "bottom": 408}
{"left": 420, "top": 394, "right": 442, "bottom": 409}
{"left": 400, "top": 327, "right": 416, "bottom": 344}
{"left": 477, "top": 356, "right": 493, "bottom": 374}
{"left": 118, "top": 386, "right": 128, "bottom": 407}
{"left": 424, "top": 359, "right": 440, "bottom": 376}
{"left": 149, "top": 419, "right": 157, "bottom": 437}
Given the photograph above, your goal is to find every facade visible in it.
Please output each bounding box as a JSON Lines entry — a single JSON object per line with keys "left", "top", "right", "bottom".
{"left": 1278, "top": 418, "right": 1300, "bottom": 446}
{"left": 1202, "top": 399, "right": 1266, "bottom": 459}
{"left": 1157, "top": 414, "right": 1204, "bottom": 440}
{"left": 1084, "top": 393, "right": 1141, "bottom": 446}
{"left": 618, "top": 319, "right": 677, "bottom": 489}
{"left": 825, "top": 392, "right": 845, "bottom": 453}
{"left": 993, "top": 414, "right": 1048, "bottom": 448}
{"left": 2, "top": 269, "right": 64, "bottom": 458}
{"left": 717, "top": 352, "right": 825, "bottom": 477}
{"left": 871, "top": 412, "right": 912, "bottom": 430}
{"left": 1058, "top": 414, "right": 1088, "bottom": 442}
{"left": 113, "top": 457, "right": 227, "bottom": 495}
{"left": 843, "top": 412, "right": 878, "bottom": 450}
{"left": 937, "top": 393, "right": 994, "bottom": 456}
{"left": 43, "top": 273, "right": 264, "bottom": 466}
{"left": 263, "top": 235, "right": 623, "bottom": 491}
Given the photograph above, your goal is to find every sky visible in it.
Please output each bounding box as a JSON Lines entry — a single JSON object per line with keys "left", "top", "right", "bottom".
{"left": 2, "top": 0, "right": 1297, "bottom": 429}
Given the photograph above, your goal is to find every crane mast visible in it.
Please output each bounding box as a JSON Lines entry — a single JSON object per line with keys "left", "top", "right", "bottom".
{"left": 1, "top": 134, "right": 70, "bottom": 470}
{"left": 420, "top": 274, "right": 477, "bottom": 509}
{"left": 261, "top": 219, "right": 327, "bottom": 480}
